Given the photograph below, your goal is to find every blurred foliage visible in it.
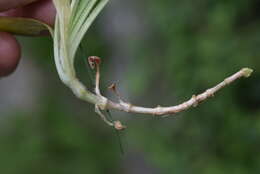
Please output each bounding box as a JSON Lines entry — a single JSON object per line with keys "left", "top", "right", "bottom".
{"left": 1, "top": 0, "right": 260, "bottom": 173}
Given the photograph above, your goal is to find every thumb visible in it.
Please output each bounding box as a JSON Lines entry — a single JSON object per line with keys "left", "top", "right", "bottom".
{"left": 0, "top": 0, "right": 39, "bottom": 12}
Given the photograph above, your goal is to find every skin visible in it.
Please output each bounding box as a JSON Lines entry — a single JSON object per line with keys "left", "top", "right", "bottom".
{"left": 0, "top": 0, "right": 55, "bottom": 77}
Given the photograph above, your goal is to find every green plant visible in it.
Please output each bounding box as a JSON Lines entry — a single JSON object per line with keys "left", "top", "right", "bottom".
{"left": 0, "top": 0, "right": 253, "bottom": 129}
{"left": 52, "top": 0, "right": 253, "bottom": 129}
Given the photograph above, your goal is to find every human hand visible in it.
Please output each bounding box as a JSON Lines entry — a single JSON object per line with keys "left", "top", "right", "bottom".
{"left": 0, "top": 0, "right": 55, "bottom": 77}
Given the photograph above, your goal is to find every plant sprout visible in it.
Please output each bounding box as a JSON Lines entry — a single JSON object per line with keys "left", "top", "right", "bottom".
{"left": 0, "top": 0, "right": 251, "bottom": 129}
{"left": 51, "top": 0, "right": 253, "bottom": 129}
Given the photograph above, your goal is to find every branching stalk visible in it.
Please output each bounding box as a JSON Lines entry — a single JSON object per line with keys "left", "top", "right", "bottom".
{"left": 52, "top": 0, "right": 253, "bottom": 129}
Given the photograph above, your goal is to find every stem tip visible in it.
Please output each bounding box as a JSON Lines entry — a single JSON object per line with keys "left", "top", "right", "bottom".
{"left": 242, "top": 68, "right": 253, "bottom": 78}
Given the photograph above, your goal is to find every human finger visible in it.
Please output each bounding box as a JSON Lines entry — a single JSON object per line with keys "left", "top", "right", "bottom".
{"left": 0, "top": 0, "right": 39, "bottom": 12}
{"left": 0, "top": 32, "right": 21, "bottom": 77}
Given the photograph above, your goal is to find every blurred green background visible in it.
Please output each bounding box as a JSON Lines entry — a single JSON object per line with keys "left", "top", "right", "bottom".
{"left": 0, "top": 0, "right": 260, "bottom": 173}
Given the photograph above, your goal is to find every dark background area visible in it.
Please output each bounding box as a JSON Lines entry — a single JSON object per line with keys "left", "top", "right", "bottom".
{"left": 0, "top": 0, "right": 260, "bottom": 173}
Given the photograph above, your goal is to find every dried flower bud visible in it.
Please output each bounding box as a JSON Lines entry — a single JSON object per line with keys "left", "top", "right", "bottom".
{"left": 88, "top": 56, "right": 101, "bottom": 69}
{"left": 108, "top": 83, "right": 116, "bottom": 92}
{"left": 114, "top": 121, "right": 126, "bottom": 130}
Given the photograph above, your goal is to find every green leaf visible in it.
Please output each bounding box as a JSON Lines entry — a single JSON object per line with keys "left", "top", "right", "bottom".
{"left": 0, "top": 16, "right": 53, "bottom": 36}
{"left": 52, "top": 0, "right": 110, "bottom": 106}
